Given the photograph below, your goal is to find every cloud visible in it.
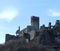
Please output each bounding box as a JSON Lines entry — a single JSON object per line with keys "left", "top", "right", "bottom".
{"left": 0, "top": 7, "right": 18, "bottom": 22}
{"left": 48, "top": 9, "right": 60, "bottom": 17}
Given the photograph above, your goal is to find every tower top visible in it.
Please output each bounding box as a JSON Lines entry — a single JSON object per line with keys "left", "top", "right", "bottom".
{"left": 31, "top": 16, "right": 39, "bottom": 21}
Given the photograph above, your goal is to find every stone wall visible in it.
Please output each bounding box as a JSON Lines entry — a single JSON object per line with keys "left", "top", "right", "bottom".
{"left": 5, "top": 34, "right": 20, "bottom": 42}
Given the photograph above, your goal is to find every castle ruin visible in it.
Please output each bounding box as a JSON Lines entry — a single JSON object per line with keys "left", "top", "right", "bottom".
{"left": 5, "top": 16, "right": 60, "bottom": 47}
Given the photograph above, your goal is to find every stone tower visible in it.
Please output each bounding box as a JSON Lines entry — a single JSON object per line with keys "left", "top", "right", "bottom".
{"left": 55, "top": 20, "right": 60, "bottom": 26}
{"left": 31, "top": 16, "right": 39, "bottom": 31}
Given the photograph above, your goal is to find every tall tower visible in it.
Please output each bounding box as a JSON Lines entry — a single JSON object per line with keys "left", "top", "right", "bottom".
{"left": 31, "top": 16, "right": 39, "bottom": 31}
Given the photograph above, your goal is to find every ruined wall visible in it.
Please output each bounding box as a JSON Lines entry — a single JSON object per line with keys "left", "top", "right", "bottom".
{"left": 5, "top": 34, "right": 20, "bottom": 42}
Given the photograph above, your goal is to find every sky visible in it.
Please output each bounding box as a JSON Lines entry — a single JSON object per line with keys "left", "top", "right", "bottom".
{"left": 0, "top": 0, "right": 60, "bottom": 44}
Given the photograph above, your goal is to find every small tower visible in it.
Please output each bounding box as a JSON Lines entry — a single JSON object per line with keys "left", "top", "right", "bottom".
{"left": 55, "top": 20, "right": 60, "bottom": 28}
{"left": 16, "top": 26, "right": 20, "bottom": 36}
{"left": 48, "top": 22, "right": 51, "bottom": 29}
{"left": 31, "top": 16, "right": 39, "bottom": 31}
